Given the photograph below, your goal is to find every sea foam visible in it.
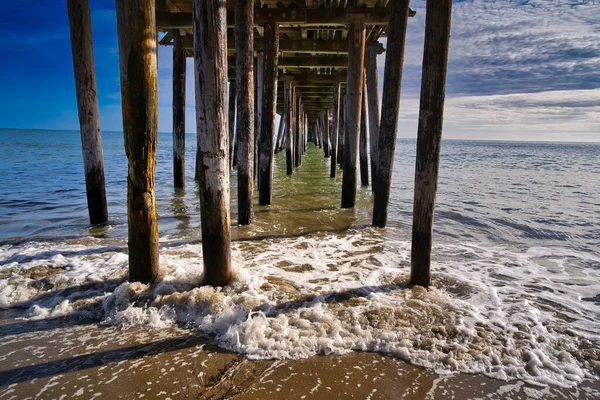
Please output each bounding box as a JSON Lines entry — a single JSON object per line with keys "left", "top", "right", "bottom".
{"left": 1, "top": 229, "right": 598, "bottom": 388}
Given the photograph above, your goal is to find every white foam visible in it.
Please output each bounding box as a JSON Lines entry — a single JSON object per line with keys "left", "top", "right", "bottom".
{"left": 1, "top": 230, "right": 599, "bottom": 387}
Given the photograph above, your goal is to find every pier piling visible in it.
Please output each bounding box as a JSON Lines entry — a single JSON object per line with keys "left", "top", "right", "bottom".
{"left": 360, "top": 87, "right": 369, "bottom": 187}
{"left": 341, "top": 20, "right": 366, "bottom": 208}
{"left": 172, "top": 31, "right": 186, "bottom": 189}
{"left": 67, "top": 0, "right": 108, "bottom": 226}
{"left": 235, "top": 0, "right": 254, "bottom": 226}
{"left": 366, "top": 49, "right": 380, "bottom": 191}
{"left": 330, "top": 82, "right": 341, "bottom": 178}
{"left": 411, "top": 0, "right": 453, "bottom": 288}
{"left": 372, "top": 0, "right": 410, "bottom": 228}
{"left": 192, "top": 0, "right": 231, "bottom": 286}
{"left": 228, "top": 82, "right": 236, "bottom": 168}
{"left": 254, "top": 51, "right": 264, "bottom": 183}
{"left": 258, "top": 21, "right": 279, "bottom": 206}
{"left": 116, "top": 0, "right": 159, "bottom": 283}
{"left": 285, "top": 80, "right": 294, "bottom": 175}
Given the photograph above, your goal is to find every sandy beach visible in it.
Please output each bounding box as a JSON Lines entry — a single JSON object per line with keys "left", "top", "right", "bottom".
{"left": 1, "top": 309, "right": 598, "bottom": 400}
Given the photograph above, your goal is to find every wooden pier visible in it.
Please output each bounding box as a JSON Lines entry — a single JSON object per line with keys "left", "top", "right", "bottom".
{"left": 67, "top": 0, "right": 452, "bottom": 288}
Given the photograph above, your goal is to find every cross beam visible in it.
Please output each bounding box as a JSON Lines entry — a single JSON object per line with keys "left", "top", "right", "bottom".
{"left": 156, "top": 8, "right": 416, "bottom": 30}
{"left": 178, "top": 36, "right": 384, "bottom": 55}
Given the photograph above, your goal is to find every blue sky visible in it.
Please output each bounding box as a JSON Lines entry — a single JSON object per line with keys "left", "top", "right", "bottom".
{"left": 0, "top": 0, "right": 598, "bottom": 141}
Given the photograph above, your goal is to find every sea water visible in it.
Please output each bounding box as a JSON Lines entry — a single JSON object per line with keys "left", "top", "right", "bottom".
{"left": 0, "top": 128, "right": 598, "bottom": 388}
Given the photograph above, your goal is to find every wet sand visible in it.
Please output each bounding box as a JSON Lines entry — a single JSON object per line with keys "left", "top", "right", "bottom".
{"left": 1, "top": 310, "right": 598, "bottom": 399}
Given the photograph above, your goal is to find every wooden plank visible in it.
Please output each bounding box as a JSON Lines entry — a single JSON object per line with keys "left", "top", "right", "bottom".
{"left": 67, "top": 0, "right": 108, "bottom": 225}
{"left": 172, "top": 32, "right": 186, "bottom": 188}
{"left": 156, "top": 8, "right": 415, "bottom": 29}
{"left": 235, "top": 0, "right": 255, "bottom": 226}
{"left": 229, "top": 55, "right": 348, "bottom": 68}
{"left": 179, "top": 35, "right": 384, "bottom": 55}
{"left": 372, "top": 0, "right": 411, "bottom": 227}
{"left": 115, "top": 0, "right": 159, "bottom": 283}
{"left": 411, "top": 0, "right": 453, "bottom": 288}
{"left": 193, "top": 0, "right": 231, "bottom": 286}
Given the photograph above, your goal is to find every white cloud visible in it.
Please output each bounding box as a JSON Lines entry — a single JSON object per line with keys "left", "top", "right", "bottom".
{"left": 385, "top": 0, "right": 600, "bottom": 141}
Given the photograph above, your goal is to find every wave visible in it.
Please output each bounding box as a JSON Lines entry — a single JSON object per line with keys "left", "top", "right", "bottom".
{"left": 1, "top": 230, "right": 598, "bottom": 388}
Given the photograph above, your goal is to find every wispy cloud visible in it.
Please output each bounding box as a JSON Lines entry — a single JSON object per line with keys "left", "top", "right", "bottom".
{"left": 402, "top": 0, "right": 600, "bottom": 96}
{"left": 389, "top": 0, "right": 600, "bottom": 141}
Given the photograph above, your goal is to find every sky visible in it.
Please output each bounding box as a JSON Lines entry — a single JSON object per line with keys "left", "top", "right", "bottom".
{"left": 0, "top": 0, "right": 598, "bottom": 142}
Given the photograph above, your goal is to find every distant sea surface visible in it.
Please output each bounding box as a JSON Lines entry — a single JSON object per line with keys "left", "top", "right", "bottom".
{"left": 1, "top": 128, "right": 599, "bottom": 388}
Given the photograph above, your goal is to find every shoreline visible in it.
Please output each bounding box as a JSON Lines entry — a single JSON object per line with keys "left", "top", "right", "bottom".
{"left": 1, "top": 310, "right": 598, "bottom": 400}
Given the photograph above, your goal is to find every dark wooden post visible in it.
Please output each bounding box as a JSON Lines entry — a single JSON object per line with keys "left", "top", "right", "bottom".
{"left": 304, "top": 113, "right": 308, "bottom": 153}
{"left": 172, "top": 31, "right": 186, "bottom": 189}
{"left": 366, "top": 49, "right": 380, "bottom": 190}
{"left": 315, "top": 115, "right": 322, "bottom": 150}
{"left": 275, "top": 113, "right": 285, "bottom": 154}
{"left": 259, "top": 21, "right": 279, "bottom": 205}
{"left": 359, "top": 86, "right": 369, "bottom": 186}
{"left": 195, "top": 151, "right": 200, "bottom": 181}
{"left": 338, "top": 95, "right": 345, "bottom": 166}
{"left": 290, "top": 84, "right": 297, "bottom": 171}
{"left": 285, "top": 79, "right": 294, "bottom": 175}
{"left": 115, "top": 0, "right": 159, "bottom": 283}
{"left": 254, "top": 51, "right": 264, "bottom": 182}
{"left": 324, "top": 109, "right": 331, "bottom": 157}
{"left": 67, "top": 0, "right": 108, "bottom": 225}
{"left": 298, "top": 101, "right": 304, "bottom": 162}
{"left": 294, "top": 95, "right": 302, "bottom": 168}
{"left": 330, "top": 83, "right": 341, "bottom": 177}
{"left": 372, "top": 0, "right": 410, "bottom": 227}
{"left": 228, "top": 82, "right": 236, "bottom": 168}
{"left": 235, "top": 0, "right": 254, "bottom": 225}
{"left": 317, "top": 119, "right": 322, "bottom": 147}
{"left": 193, "top": 0, "right": 231, "bottom": 286}
{"left": 411, "top": 0, "right": 453, "bottom": 288}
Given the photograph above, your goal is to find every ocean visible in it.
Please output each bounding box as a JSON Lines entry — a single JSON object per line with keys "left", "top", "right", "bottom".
{"left": 0, "top": 128, "right": 599, "bottom": 389}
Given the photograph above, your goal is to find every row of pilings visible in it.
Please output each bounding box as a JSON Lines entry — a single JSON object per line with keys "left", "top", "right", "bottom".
{"left": 67, "top": 0, "right": 452, "bottom": 289}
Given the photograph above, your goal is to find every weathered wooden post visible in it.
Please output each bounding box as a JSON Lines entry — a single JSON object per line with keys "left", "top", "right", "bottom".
{"left": 172, "top": 31, "right": 186, "bottom": 189}
{"left": 285, "top": 79, "right": 294, "bottom": 175}
{"left": 359, "top": 86, "right": 369, "bottom": 186}
{"left": 366, "top": 48, "right": 380, "bottom": 190}
{"left": 115, "top": 0, "right": 159, "bottom": 283}
{"left": 235, "top": 0, "right": 254, "bottom": 225}
{"left": 372, "top": 0, "right": 410, "bottom": 227}
{"left": 341, "top": 20, "right": 366, "bottom": 208}
{"left": 255, "top": 51, "right": 264, "bottom": 183}
{"left": 228, "top": 82, "right": 236, "bottom": 168}
{"left": 259, "top": 21, "right": 279, "bottom": 205}
{"left": 193, "top": 0, "right": 231, "bottom": 286}
{"left": 67, "top": 0, "right": 108, "bottom": 225}
{"left": 330, "top": 83, "right": 341, "bottom": 178}
{"left": 411, "top": 0, "right": 452, "bottom": 288}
